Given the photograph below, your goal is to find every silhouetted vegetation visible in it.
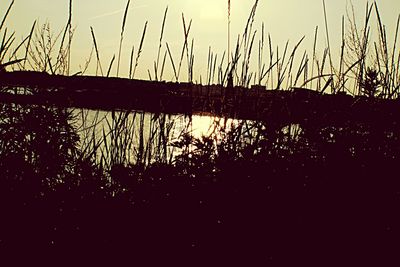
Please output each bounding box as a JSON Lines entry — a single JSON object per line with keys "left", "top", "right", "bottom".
{"left": 1, "top": 0, "right": 400, "bottom": 265}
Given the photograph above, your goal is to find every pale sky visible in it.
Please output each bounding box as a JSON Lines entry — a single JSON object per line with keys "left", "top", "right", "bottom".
{"left": 2, "top": 0, "right": 400, "bottom": 83}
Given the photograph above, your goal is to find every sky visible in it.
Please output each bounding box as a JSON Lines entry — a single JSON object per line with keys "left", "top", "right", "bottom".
{"left": 2, "top": 0, "right": 400, "bottom": 82}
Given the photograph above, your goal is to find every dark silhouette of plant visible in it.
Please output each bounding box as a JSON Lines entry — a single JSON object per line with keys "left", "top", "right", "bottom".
{"left": 360, "top": 67, "right": 381, "bottom": 97}
{"left": 0, "top": 104, "right": 108, "bottom": 198}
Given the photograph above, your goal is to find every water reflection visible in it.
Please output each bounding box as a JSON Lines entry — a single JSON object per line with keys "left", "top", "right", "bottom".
{"left": 72, "top": 109, "right": 238, "bottom": 166}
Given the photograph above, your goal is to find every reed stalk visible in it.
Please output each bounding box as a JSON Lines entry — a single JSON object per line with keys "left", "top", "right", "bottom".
{"left": 90, "top": 26, "right": 104, "bottom": 76}
{"left": 131, "top": 21, "right": 148, "bottom": 79}
{"left": 322, "top": 0, "right": 333, "bottom": 88}
{"left": 107, "top": 54, "right": 115, "bottom": 77}
{"left": 177, "top": 14, "right": 192, "bottom": 81}
{"left": 155, "top": 7, "right": 168, "bottom": 81}
{"left": 116, "top": 0, "right": 130, "bottom": 77}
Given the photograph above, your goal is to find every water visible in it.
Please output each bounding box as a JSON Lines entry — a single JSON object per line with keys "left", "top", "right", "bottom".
{"left": 71, "top": 109, "right": 227, "bottom": 165}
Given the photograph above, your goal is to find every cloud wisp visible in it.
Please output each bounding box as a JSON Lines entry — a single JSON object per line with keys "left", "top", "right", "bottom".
{"left": 88, "top": 4, "right": 147, "bottom": 21}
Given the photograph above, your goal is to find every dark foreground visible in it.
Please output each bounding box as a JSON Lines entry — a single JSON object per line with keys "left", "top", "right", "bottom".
{"left": 1, "top": 156, "right": 400, "bottom": 266}
{"left": 1, "top": 104, "right": 400, "bottom": 266}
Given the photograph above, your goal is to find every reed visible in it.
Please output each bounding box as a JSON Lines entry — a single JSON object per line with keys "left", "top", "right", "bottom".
{"left": 106, "top": 54, "right": 115, "bottom": 77}
{"left": 90, "top": 26, "right": 104, "bottom": 76}
{"left": 5, "top": 22, "right": 34, "bottom": 70}
{"left": 310, "top": 26, "right": 318, "bottom": 89}
{"left": 67, "top": 0, "right": 72, "bottom": 75}
{"left": 159, "top": 49, "right": 167, "bottom": 80}
{"left": 23, "top": 22, "right": 65, "bottom": 73}
{"left": 116, "top": 0, "right": 130, "bottom": 77}
{"left": 154, "top": 7, "right": 168, "bottom": 81}
{"left": 322, "top": 0, "right": 333, "bottom": 83}
{"left": 0, "top": 1, "right": 13, "bottom": 32}
{"left": 177, "top": 13, "right": 192, "bottom": 81}
{"left": 56, "top": 0, "right": 73, "bottom": 75}
{"left": 131, "top": 21, "right": 148, "bottom": 79}
{"left": 166, "top": 42, "right": 178, "bottom": 81}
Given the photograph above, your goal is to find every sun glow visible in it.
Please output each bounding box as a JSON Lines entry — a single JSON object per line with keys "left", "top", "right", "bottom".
{"left": 191, "top": 115, "right": 215, "bottom": 138}
{"left": 189, "top": 0, "right": 226, "bottom": 21}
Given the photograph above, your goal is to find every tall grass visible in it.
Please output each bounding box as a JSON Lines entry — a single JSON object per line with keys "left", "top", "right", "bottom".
{"left": 116, "top": 0, "right": 130, "bottom": 77}
{"left": 90, "top": 26, "right": 104, "bottom": 76}
{"left": 2, "top": 0, "right": 400, "bottom": 173}
{"left": 0, "top": 0, "right": 29, "bottom": 71}
{"left": 77, "top": 4, "right": 184, "bottom": 174}
{"left": 154, "top": 6, "right": 168, "bottom": 81}
{"left": 176, "top": 14, "right": 192, "bottom": 82}
{"left": 4, "top": 0, "right": 399, "bottom": 94}
{"left": 131, "top": 21, "right": 148, "bottom": 79}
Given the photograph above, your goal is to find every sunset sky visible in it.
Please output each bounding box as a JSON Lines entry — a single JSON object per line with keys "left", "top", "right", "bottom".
{"left": 2, "top": 0, "right": 400, "bottom": 82}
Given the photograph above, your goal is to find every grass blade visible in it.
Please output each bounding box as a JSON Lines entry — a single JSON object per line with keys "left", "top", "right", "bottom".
{"left": 90, "top": 26, "right": 104, "bottom": 76}
{"left": 0, "top": 0, "right": 14, "bottom": 33}
{"left": 155, "top": 7, "right": 169, "bottom": 81}
{"left": 132, "top": 21, "right": 148, "bottom": 79}
{"left": 107, "top": 54, "right": 115, "bottom": 77}
{"left": 166, "top": 42, "right": 178, "bottom": 81}
{"left": 117, "top": 0, "right": 131, "bottom": 77}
